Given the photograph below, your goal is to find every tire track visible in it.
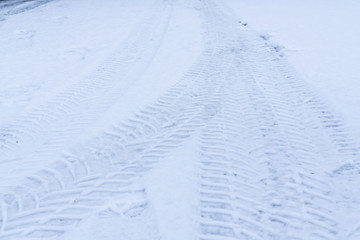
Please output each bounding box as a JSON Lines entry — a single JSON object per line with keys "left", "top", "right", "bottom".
{"left": 0, "top": 60, "right": 220, "bottom": 238}
{"left": 0, "top": 1, "right": 238, "bottom": 237}
{"left": 1, "top": 0, "right": 359, "bottom": 239}
{"left": 197, "top": 1, "right": 358, "bottom": 239}
{"left": 0, "top": 0, "right": 173, "bottom": 184}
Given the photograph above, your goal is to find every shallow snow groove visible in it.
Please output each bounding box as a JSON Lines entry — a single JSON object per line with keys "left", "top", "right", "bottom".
{"left": 1, "top": 0, "right": 360, "bottom": 239}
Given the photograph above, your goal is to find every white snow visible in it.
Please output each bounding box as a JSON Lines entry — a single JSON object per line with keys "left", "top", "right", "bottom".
{"left": 1, "top": 0, "right": 360, "bottom": 239}
{"left": 220, "top": 0, "right": 360, "bottom": 141}
{"left": 144, "top": 136, "right": 199, "bottom": 240}
{"left": 0, "top": 0, "right": 142, "bottom": 124}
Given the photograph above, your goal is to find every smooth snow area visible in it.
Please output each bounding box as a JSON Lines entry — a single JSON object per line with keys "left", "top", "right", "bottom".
{"left": 1, "top": 0, "right": 360, "bottom": 240}
{"left": 221, "top": 0, "right": 360, "bottom": 141}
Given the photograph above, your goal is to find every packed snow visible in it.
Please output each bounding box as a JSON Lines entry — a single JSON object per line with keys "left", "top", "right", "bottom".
{"left": 0, "top": 0, "right": 360, "bottom": 239}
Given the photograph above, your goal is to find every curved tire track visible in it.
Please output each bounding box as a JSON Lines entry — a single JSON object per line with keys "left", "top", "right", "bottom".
{"left": 1, "top": 0, "right": 359, "bottom": 239}
{"left": 0, "top": 0, "right": 172, "bottom": 161}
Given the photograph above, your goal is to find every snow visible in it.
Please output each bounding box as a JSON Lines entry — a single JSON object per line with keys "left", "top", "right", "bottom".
{"left": 0, "top": 0, "right": 143, "bottom": 125}
{"left": 1, "top": 0, "right": 360, "bottom": 239}
{"left": 88, "top": 2, "right": 202, "bottom": 140}
{"left": 220, "top": 0, "right": 360, "bottom": 141}
{"left": 144, "top": 136, "right": 199, "bottom": 240}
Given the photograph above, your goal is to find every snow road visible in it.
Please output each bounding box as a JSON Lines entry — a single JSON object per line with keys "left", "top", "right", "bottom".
{"left": 1, "top": 0, "right": 360, "bottom": 239}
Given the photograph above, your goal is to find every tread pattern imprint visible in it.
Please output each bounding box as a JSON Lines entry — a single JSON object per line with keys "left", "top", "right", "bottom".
{"left": 1, "top": 0, "right": 360, "bottom": 239}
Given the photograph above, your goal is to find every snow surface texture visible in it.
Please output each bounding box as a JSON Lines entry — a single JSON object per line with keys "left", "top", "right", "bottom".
{"left": 0, "top": 0, "right": 360, "bottom": 239}
{"left": 220, "top": 0, "right": 360, "bottom": 141}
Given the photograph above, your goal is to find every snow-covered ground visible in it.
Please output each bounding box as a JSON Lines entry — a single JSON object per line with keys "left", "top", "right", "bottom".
{"left": 0, "top": 0, "right": 360, "bottom": 239}
{"left": 221, "top": 0, "right": 360, "bottom": 141}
